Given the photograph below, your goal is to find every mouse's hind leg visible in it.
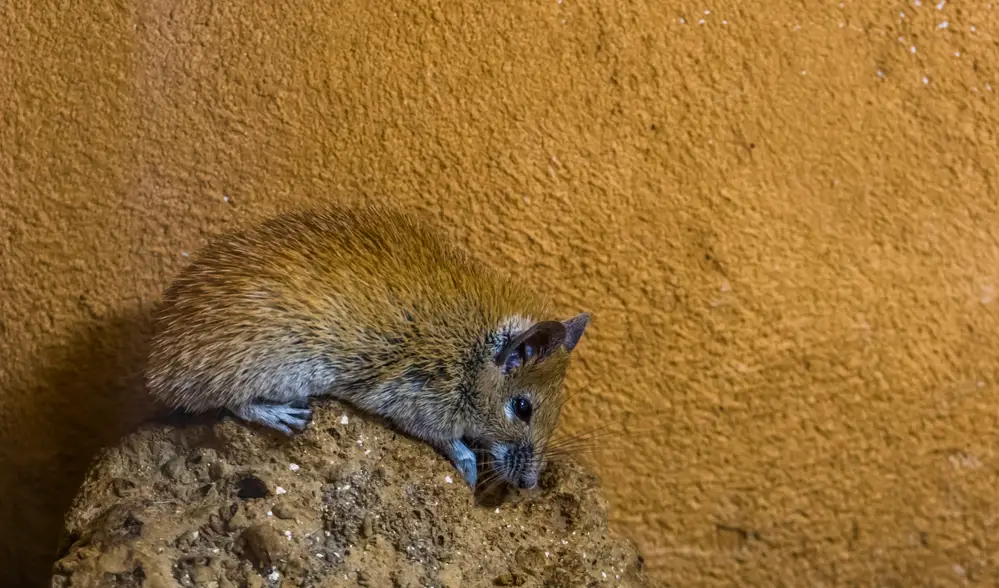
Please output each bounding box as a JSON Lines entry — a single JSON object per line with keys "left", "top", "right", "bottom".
{"left": 229, "top": 364, "right": 330, "bottom": 435}
{"left": 233, "top": 401, "right": 313, "bottom": 436}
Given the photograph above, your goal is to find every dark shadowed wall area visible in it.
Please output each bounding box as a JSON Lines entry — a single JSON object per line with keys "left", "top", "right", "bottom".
{"left": 2, "top": 0, "right": 998, "bottom": 585}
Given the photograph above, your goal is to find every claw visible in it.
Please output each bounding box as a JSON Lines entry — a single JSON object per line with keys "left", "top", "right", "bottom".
{"left": 234, "top": 402, "right": 313, "bottom": 435}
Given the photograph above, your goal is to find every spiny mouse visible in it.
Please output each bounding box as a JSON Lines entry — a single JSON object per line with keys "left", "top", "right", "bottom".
{"left": 145, "top": 204, "right": 590, "bottom": 490}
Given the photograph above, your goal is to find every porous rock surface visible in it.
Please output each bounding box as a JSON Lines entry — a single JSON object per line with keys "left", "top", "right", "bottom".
{"left": 51, "top": 402, "right": 650, "bottom": 588}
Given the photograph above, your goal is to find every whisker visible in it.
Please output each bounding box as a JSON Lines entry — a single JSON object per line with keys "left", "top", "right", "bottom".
{"left": 554, "top": 376, "right": 604, "bottom": 413}
{"left": 477, "top": 470, "right": 507, "bottom": 490}
{"left": 551, "top": 406, "right": 675, "bottom": 446}
{"left": 548, "top": 427, "right": 616, "bottom": 446}
{"left": 547, "top": 444, "right": 602, "bottom": 457}
{"left": 547, "top": 445, "right": 603, "bottom": 458}
{"left": 547, "top": 422, "right": 621, "bottom": 447}
{"left": 547, "top": 428, "right": 622, "bottom": 449}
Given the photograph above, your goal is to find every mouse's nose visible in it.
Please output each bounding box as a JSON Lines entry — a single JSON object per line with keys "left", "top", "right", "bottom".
{"left": 518, "top": 473, "right": 538, "bottom": 490}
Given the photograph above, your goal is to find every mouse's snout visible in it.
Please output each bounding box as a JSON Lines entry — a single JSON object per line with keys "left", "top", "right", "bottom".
{"left": 492, "top": 440, "right": 540, "bottom": 489}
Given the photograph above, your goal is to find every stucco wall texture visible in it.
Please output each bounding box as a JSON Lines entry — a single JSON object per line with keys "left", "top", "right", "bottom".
{"left": 2, "top": 0, "right": 999, "bottom": 585}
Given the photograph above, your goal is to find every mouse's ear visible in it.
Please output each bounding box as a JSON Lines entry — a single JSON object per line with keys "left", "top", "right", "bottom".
{"left": 495, "top": 320, "right": 567, "bottom": 373}
{"left": 495, "top": 313, "right": 590, "bottom": 373}
{"left": 560, "top": 312, "right": 590, "bottom": 352}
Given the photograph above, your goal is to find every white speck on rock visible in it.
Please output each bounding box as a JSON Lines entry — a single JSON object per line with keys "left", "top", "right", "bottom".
{"left": 704, "top": 9, "right": 710, "bottom": 14}
{"left": 801, "top": 70, "right": 807, "bottom": 76}
{"left": 679, "top": 17, "right": 685, "bottom": 24}
{"left": 987, "top": 83, "right": 994, "bottom": 92}
{"left": 340, "top": 415, "right": 349, "bottom": 425}
{"left": 910, "top": 46, "right": 917, "bottom": 54}
{"left": 267, "top": 511, "right": 273, "bottom": 516}
{"left": 289, "top": 463, "right": 300, "bottom": 472}
{"left": 922, "top": 76, "right": 929, "bottom": 84}
{"left": 698, "top": 19, "right": 705, "bottom": 24}
{"left": 181, "top": 251, "right": 189, "bottom": 257}
{"left": 936, "top": 0, "right": 945, "bottom": 9}
{"left": 495, "top": 508, "right": 500, "bottom": 514}
{"left": 938, "top": 21, "right": 948, "bottom": 28}
{"left": 900, "top": 11, "right": 905, "bottom": 18}
{"left": 877, "top": 69, "right": 885, "bottom": 79}
{"left": 970, "top": 25, "right": 976, "bottom": 31}
{"left": 364, "top": 449, "right": 371, "bottom": 455}
{"left": 275, "top": 487, "right": 287, "bottom": 495}
{"left": 444, "top": 475, "right": 453, "bottom": 484}
{"left": 267, "top": 569, "right": 281, "bottom": 582}
{"left": 954, "top": 564, "right": 966, "bottom": 576}
{"left": 284, "top": 530, "right": 293, "bottom": 540}
{"left": 955, "top": 51, "right": 960, "bottom": 56}
{"left": 914, "top": 0, "right": 921, "bottom": 5}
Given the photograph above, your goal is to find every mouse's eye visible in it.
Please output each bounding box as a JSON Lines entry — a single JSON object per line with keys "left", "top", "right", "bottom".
{"left": 511, "top": 396, "right": 533, "bottom": 423}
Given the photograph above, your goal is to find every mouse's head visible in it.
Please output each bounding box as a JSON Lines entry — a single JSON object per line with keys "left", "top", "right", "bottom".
{"left": 470, "top": 312, "right": 590, "bottom": 490}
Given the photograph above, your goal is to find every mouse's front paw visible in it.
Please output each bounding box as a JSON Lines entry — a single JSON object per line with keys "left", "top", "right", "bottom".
{"left": 447, "top": 439, "right": 478, "bottom": 488}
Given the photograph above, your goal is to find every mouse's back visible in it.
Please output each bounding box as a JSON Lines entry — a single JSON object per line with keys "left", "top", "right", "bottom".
{"left": 145, "top": 204, "right": 550, "bottom": 413}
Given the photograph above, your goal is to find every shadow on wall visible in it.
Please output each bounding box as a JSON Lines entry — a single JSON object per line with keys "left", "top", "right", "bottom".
{"left": 0, "top": 308, "right": 162, "bottom": 587}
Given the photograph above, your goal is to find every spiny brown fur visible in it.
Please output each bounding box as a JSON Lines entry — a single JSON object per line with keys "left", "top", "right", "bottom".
{"left": 145, "top": 204, "right": 588, "bottom": 488}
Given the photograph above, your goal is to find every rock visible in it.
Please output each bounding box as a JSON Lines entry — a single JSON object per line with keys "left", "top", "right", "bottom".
{"left": 240, "top": 523, "right": 290, "bottom": 569}
{"left": 209, "top": 460, "right": 231, "bottom": 481}
{"left": 190, "top": 563, "right": 216, "bottom": 584}
{"left": 225, "top": 503, "right": 250, "bottom": 531}
{"left": 514, "top": 546, "right": 546, "bottom": 575}
{"left": 50, "top": 400, "right": 650, "bottom": 587}
{"left": 356, "top": 570, "right": 371, "bottom": 586}
{"left": 160, "top": 456, "right": 189, "bottom": 482}
{"left": 270, "top": 501, "right": 301, "bottom": 521}
{"left": 360, "top": 512, "right": 375, "bottom": 539}
{"left": 438, "top": 564, "right": 462, "bottom": 588}
{"left": 494, "top": 571, "right": 527, "bottom": 586}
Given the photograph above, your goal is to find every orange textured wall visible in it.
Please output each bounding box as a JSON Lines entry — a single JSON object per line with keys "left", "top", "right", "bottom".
{"left": 3, "top": 1, "right": 999, "bottom": 585}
